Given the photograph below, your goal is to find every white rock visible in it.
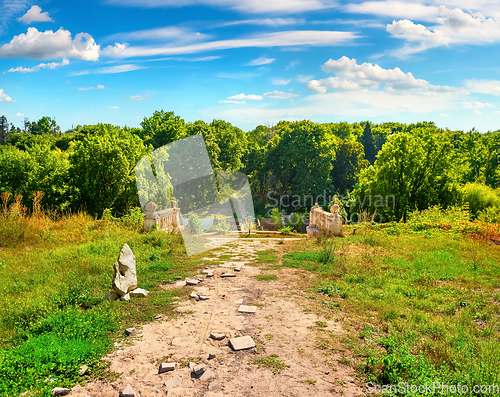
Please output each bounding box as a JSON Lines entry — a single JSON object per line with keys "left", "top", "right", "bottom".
{"left": 186, "top": 279, "right": 199, "bottom": 286}
{"left": 238, "top": 305, "right": 257, "bottom": 313}
{"left": 192, "top": 364, "right": 206, "bottom": 376}
{"left": 121, "top": 384, "right": 136, "bottom": 397}
{"left": 79, "top": 364, "right": 88, "bottom": 376}
{"left": 120, "top": 293, "right": 130, "bottom": 301}
{"left": 210, "top": 333, "right": 226, "bottom": 341}
{"left": 112, "top": 244, "right": 138, "bottom": 296}
{"left": 229, "top": 335, "right": 256, "bottom": 351}
{"left": 129, "top": 288, "right": 149, "bottom": 297}
{"left": 159, "top": 362, "right": 176, "bottom": 373}
{"left": 190, "top": 292, "right": 199, "bottom": 300}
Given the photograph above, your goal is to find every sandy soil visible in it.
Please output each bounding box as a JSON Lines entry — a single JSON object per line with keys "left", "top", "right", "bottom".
{"left": 69, "top": 239, "right": 364, "bottom": 397}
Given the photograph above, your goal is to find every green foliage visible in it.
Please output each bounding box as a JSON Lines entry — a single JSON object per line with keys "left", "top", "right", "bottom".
{"left": 476, "top": 206, "right": 500, "bottom": 223}
{"left": 360, "top": 122, "right": 377, "bottom": 164}
{"left": 270, "top": 207, "right": 283, "bottom": 229}
{"left": 215, "top": 219, "right": 230, "bottom": 235}
{"left": 461, "top": 183, "right": 500, "bottom": 217}
{"left": 249, "top": 354, "right": 290, "bottom": 374}
{"left": 186, "top": 212, "right": 203, "bottom": 235}
{"left": 279, "top": 225, "right": 293, "bottom": 235}
{"left": 255, "top": 274, "right": 278, "bottom": 281}
{"left": 407, "top": 204, "right": 470, "bottom": 224}
{"left": 331, "top": 138, "right": 369, "bottom": 193}
{"left": 140, "top": 110, "right": 186, "bottom": 148}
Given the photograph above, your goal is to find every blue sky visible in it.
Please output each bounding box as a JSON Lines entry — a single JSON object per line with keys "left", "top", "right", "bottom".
{"left": 1, "top": 0, "right": 500, "bottom": 132}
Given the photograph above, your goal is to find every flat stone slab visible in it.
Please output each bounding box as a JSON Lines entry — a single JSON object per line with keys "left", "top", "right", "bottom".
{"left": 219, "top": 264, "right": 231, "bottom": 268}
{"left": 206, "top": 273, "right": 214, "bottom": 278}
{"left": 159, "top": 362, "right": 176, "bottom": 373}
{"left": 51, "top": 388, "right": 70, "bottom": 396}
{"left": 186, "top": 279, "right": 199, "bottom": 286}
{"left": 210, "top": 333, "right": 226, "bottom": 340}
{"left": 199, "top": 295, "right": 210, "bottom": 300}
{"left": 229, "top": 335, "right": 256, "bottom": 351}
{"left": 163, "top": 375, "right": 182, "bottom": 388}
{"left": 221, "top": 273, "right": 236, "bottom": 278}
{"left": 234, "top": 266, "right": 242, "bottom": 272}
{"left": 189, "top": 292, "right": 199, "bottom": 299}
{"left": 238, "top": 305, "right": 257, "bottom": 313}
{"left": 175, "top": 281, "right": 186, "bottom": 287}
{"left": 202, "top": 269, "right": 214, "bottom": 274}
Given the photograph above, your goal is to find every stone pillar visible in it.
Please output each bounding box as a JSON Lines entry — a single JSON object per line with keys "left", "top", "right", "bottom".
{"left": 144, "top": 201, "right": 159, "bottom": 231}
{"left": 330, "top": 204, "right": 343, "bottom": 237}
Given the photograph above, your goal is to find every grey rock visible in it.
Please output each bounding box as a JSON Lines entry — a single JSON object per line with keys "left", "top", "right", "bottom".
{"left": 210, "top": 333, "right": 226, "bottom": 341}
{"left": 105, "top": 291, "right": 119, "bottom": 302}
{"left": 206, "top": 273, "right": 214, "bottom": 278}
{"left": 221, "top": 273, "right": 236, "bottom": 278}
{"left": 159, "top": 362, "right": 176, "bottom": 373}
{"left": 50, "top": 389, "right": 70, "bottom": 397}
{"left": 186, "top": 279, "right": 199, "bottom": 286}
{"left": 192, "top": 364, "right": 206, "bottom": 376}
{"left": 112, "top": 243, "right": 138, "bottom": 296}
{"left": 229, "top": 335, "right": 256, "bottom": 351}
{"left": 189, "top": 292, "right": 199, "bottom": 300}
{"left": 120, "top": 293, "right": 130, "bottom": 301}
{"left": 187, "top": 362, "right": 196, "bottom": 369}
{"left": 208, "top": 353, "right": 216, "bottom": 359}
{"left": 174, "top": 276, "right": 182, "bottom": 280}
{"left": 238, "top": 305, "right": 257, "bottom": 313}
{"left": 163, "top": 375, "right": 182, "bottom": 388}
{"left": 121, "top": 384, "right": 136, "bottom": 397}
{"left": 125, "top": 327, "right": 136, "bottom": 336}
{"left": 199, "top": 295, "right": 209, "bottom": 301}
{"left": 79, "top": 364, "right": 88, "bottom": 376}
{"left": 129, "top": 288, "right": 149, "bottom": 297}
{"left": 234, "top": 266, "right": 242, "bottom": 272}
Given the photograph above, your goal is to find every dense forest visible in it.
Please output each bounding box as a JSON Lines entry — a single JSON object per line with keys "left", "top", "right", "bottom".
{"left": 1, "top": 111, "right": 499, "bottom": 223}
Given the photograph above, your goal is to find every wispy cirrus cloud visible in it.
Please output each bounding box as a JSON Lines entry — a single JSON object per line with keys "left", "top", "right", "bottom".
{"left": 466, "top": 79, "right": 500, "bottom": 95}
{"left": 71, "top": 64, "right": 146, "bottom": 76}
{"left": 227, "top": 93, "right": 263, "bottom": 100}
{"left": 130, "top": 94, "right": 151, "bottom": 100}
{"left": 0, "top": 0, "right": 31, "bottom": 35}
{"left": 462, "top": 101, "right": 493, "bottom": 109}
{"left": 264, "top": 90, "right": 299, "bottom": 99}
{"left": 247, "top": 56, "right": 274, "bottom": 66}
{"left": 102, "top": 30, "right": 357, "bottom": 58}
{"left": 7, "top": 58, "right": 69, "bottom": 73}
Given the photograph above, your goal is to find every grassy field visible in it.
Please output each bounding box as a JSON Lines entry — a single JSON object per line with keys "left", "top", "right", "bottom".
{"left": 1, "top": 197, "right": 499, "bottom": 396}
{"left": 274, "top": 224, "right": 500, "bottom": 394}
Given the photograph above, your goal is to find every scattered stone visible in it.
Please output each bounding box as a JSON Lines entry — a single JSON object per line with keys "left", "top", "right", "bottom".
{"left": 125, "top": 327, "right": 136, "bottom": 336}
{"left": 229, "top": 335, "right": 256, "bottom": 351}
{"left": 159, "top": 362, "right": 176, "bottom": 373}
{"left": 105, "top": 291, "right": 119, "bottom": 302}
{"left": 206, "top": 273, "right": 214, "bottom": 278}
{"left": 325, "top": 371, "right": 330, "bottom": 375}
{"left": 199, "top": 295, "right": 209, "bottom": 301}
{"left": 235, "top": 299, "right": 243, "bottom": 304}
{"left": 238, "top": 305, "right": 257, "bottom": 313}
{"left": 200, "top": 369, "right": 216, "bottom": 381}
{"left": 221, "top": 273, "right": 236, "bottom": 278}
{"left": 112, "top": 243, "right": 138, "bottom": 296}
{"left": 166, "top": 389, "right": 195, "bottom": 397}
{"left": 192, "top": 364, "right": 206, "bottom": 376}
{"left": 234, "top": 266, "right": 242, "bottom": 272}
{"left": 251, "top": 347, "right": 257, "bottom": 354}
{"left": 186, "top": 279, "right": 199, "bottom": 286}
{"left": 129, "top": 288, "right": 149, "bottom": 298}
{"left": 50, "top": 389, "right": 70, "bottom": 397}
{"left": 210, "top": 333, "right": 226, "bottom": 341}
{"left": 155, "top": 314, "right": 163, "bottom": 320}
{"left": 219, "top": 264, "right": 231, "bottom": 268}
{"left": 187, "top": 362, "right": 196, "bottom": 369}
{"left": 202, "top": 269, "right": 212, "bottom": 274}
{"left": 175, "top": 280, "right": 187, "bottom": 287}
{"left": 79, "top": 364, "right": 88, "bottom": 376}
{"left": 190, "top": 292, "right": 199, "bottom": 300}
{"left": 198, "top": 278, "right": 204, "bottom": 282}
{"left": 163, "top": 375, "right": 182, "bottom": 388}
{"left": 208, "top": 353, "right": 216, "bottom": 359}
{"left": 174, "top": 276, "right": 182, "bottom": 280}
{"left": 120, "top": 293, "right": 131, "bottom": 301}
{"left": 121, "top": 384, "right": 136, "bottom": 397}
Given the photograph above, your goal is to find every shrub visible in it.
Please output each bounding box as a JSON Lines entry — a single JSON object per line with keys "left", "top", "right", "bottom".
{"left": 215, "top": 219, "right": 230, "bottom": 235}
{"left": 477, "top": 206, "right": 500, "bottom": 223}
{"left": 270, "top": 207, "right": 283, "bottom": 229}
{"left": 407, "top": 204, "right": 470, "bottom": 224}
{"left": 279, "top": 225, "right": 293, "bottom": 235}
{"left": 461, "top": 183, "right": 500, "bottom": 218}
{"left": 186, "top": 212, "right": 203, "bottom": 235}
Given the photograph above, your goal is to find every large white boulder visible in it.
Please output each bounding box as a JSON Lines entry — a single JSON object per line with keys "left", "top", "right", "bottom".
{"left": 112, "top": 243, "right": 138, "bottom": 296}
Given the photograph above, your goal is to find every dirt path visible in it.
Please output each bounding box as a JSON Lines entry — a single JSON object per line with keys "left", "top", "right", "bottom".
{"left": 71, "top": 239, "right": 363, "bottom": 397}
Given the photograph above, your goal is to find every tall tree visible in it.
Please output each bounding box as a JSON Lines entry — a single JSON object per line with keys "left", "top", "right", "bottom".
{"left": 331, "top": 139, "right": 369, "bottom": 193}
{"left": 360, "top": 122, "right": 377, "bottom": 164}
{"left": 140, "top": 110, "right": 186, "bottom": 149}
{"left": 0, "top": 115, "right": 9, "bottom": 144}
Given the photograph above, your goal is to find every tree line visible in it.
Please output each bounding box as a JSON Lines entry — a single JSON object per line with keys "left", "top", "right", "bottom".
{"left": 0, "top": 111, "right": 499, "bottom": 222}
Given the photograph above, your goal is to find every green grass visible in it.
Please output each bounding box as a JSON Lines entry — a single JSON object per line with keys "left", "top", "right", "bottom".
{"left": 255, "top": 274, "right": 278, "bottom": 281}
{"left": 249, "top": 354, "right": 291, "bottom": 374}
{"left": 255, "top": 249, "right": 279, "bottom": 263}
{"left": 283, "top": 226, "right": 500, "bottom": 394}
{"left": 0, "top": 212, "right": 202, "bottom": 396}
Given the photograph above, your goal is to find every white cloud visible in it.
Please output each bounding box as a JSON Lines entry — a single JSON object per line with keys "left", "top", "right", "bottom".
{"left": 219, "top": 100, "right": 245, "bottom": 104}
{"left": 16, "top": 112, "right": 25, "bottom": 116}
{"left": 130, "top": 94, "right": 151, "bottom": 100}
{"left": 102, "top": 30, "right": 357, "bottom": 58}
{"left": 474, "top": 110, "right": 482, "bottom": 114}
{"left": 272, "top": 78, "right": 291, "bottom": 85}
{"left": 104, "top": 0, "right": 336, "bottom": 14}
{"left": 297, "top": 75, "right": 313, "bottom": 83}
{"left": 306, "top": 56, "right": 457, "bottom": 95}
{"left": 495, "top": 110, "right": 500, "bottom": 114}
{"left": 466, "top": 79, "right": 500, "bottom": 95}
{"left": 264, "top": 90, "right": 299, "bottom": 99}
{"left": 386, "top": 7, "right": 500, "bottom": 57}
{"left": 0, "top": 28, "right": 99, "bottom": 61}
{"left": 7, "top": 58, "right": 69, "bottom": 73}
{"left": 247, "top": 57, "right": 274, "bottom": 66}
{"left": 221, "top": 17, "right": 304, "bottom": 27}
{"left": 228, "top": 93, "right": 263, "bottom": 100}
{"left": 108, "top": 106, "right": 118, "bottom": 109}
{"left": 107, "top": 26, "right": 209, "bottom": 44}
{"left": 462, "top": 101, "right": 493, "bottom": 109}
{"left": 97, "top": 84, "right": 105, "bottom": 89}
{"left": 346, "top": 1, "right": 440, "bottom": 22}
{"left": 0, "top": 89, "right": 15, "bottom": 102}
{"left": 71, "top": 64, "right": 146, "bottom": 76}
{"left": 78, "top": 87, "right": 94, "bottom": 91}
{"left": 439, "top": 113, "right": 451, "bottom": 116}
{"left": 18, "top": 5, "right": 53, "bottom": 24}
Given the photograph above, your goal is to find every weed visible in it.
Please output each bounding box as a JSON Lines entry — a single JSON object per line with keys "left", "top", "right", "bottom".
{"left": 255, "top": 274, "right": 278, "bottom": 281}
{"left": 249, "top": 354, "right": 290, "bottom": 374}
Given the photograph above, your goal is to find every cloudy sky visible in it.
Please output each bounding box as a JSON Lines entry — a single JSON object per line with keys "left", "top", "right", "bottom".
{"left": 1, "top": 0, "right": 499, "bottom": 132}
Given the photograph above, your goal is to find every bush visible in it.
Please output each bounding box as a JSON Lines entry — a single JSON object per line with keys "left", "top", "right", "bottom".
{"left": 186, "top": 212, "right": 203, "bottom": 235}
{"left": 279, "top": 225, "right": 293, "bottom": 235}
{"left": 215, "top": 219, "right": 230, "bottom": 235}
{"left": 461, "top": 183, "right": 500, "bottom": 218}
{"left": 477, "top": 206, "right": 500, "bottom": 223}
{"left": 407, "top": 204, "right": 470, "bottom": 224}
{"left": 270, "top": 207, "right": 283, "bottom": 229}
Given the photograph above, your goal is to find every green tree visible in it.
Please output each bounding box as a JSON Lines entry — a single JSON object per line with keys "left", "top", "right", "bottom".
{"left": 210, "top": 120, "right": 247, "bottom": 171}
{"left": 0, "top": 115, "right": 9, "bottom": 144}
{"left": 354, "top": 129, "right": 460, "bottom": 221}
{"left": 360, "top": 122, "right": 377, "bottom": 164}
{"left": 140, "top": 110, "right": 186, "bottom": 149}
{"left": 69, "top": 124, "right": 149, "bottom": 217}
{"left": 331, "top": 139, "right": 369, "bottom": 193}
